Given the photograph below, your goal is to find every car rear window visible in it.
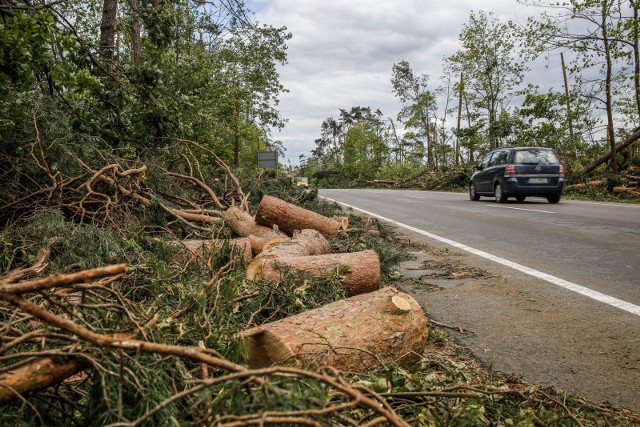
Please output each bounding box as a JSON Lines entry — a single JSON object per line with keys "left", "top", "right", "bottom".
{"left": 513, "top": 149, "right": 559, "bottom": 165}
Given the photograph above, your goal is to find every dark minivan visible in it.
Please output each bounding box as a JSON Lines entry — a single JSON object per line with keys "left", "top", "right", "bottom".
{"left": 469, "top": 147, "right": 564, "bottom": 203}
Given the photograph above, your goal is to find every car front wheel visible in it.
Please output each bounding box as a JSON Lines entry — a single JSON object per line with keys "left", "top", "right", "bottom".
{"left": 494, "top": 183, "right": 507, "bottom": 203}
{"left": 469, "top": 183, "right": 480, "bottom": 201}
{"left": 515, "top": 195, "right": 526, "bottom": 202}
{"left": 547, "top": 194, "right": 561, "bottom": 204}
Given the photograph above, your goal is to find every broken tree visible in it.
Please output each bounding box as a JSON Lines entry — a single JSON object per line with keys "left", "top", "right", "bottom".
{"left": 246, "top": 249, "right": 380, "bottom": 296}
{"left": 239, "top": 287, "right": 427, "bottom": 372}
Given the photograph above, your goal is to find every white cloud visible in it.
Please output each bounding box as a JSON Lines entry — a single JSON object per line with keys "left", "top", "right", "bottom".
{"left": 249, "top": 0, "right": 545, "bottom": 164}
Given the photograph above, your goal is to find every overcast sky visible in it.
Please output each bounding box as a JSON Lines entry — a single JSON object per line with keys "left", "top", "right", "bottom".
{"left": 247, "top": 0, "right": 551, "bottom": 166}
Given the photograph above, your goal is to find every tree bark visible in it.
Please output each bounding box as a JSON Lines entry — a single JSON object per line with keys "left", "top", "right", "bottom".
{"left": 602, "top": 0, "right": 617, "bottom": 174}
{"left": 255, "top": 195, "right": 342, "bottom": 237}
{"left": 0, "top": 357, "right": 90, "bottom": 404}
{"left": 131, "top": 0, "right": 141, "bottom": 62}
{"left": 247, "top": 250, "right": 380, "bottom": 296}
{"left": 249, "top": 229, "right": 331, "bottom": 263}
{"left": 560, "top": 53, "right": 574, "bottom": 142}
{"left": 99, "top": 0, "right": 118, "bottom": 58}
{"left": 239, "top": 287, "right": 427, "bottom": 372}
{"left": 224, "top": 207, "right": 285, "bottom": 240}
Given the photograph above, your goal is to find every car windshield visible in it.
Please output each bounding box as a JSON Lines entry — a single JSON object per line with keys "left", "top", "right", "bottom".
{"left": 514, "top": 149, "right": 559, "bottom": 165}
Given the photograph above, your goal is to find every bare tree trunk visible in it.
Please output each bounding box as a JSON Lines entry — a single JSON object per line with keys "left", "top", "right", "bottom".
{"left": 99, "top": 0, "right": 118, "bottom": 58}
{"left": 456, "top": 72, "right": 463, "bottom": 166}
{"left": 560, "top": 53, "right": 574, "bottom": 144}
{"left": 131, "top": 0, "right": 141, "bottom": 62}
{"left": 602, "top": 0, "right": 617, "bottom": 174}
{"left": 631, "top": 0, "right": 640, "bottom": 121}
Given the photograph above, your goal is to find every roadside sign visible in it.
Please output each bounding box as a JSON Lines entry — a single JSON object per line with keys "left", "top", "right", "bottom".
{"left": 257, "top": 151, "right": 278, "bottom": 169}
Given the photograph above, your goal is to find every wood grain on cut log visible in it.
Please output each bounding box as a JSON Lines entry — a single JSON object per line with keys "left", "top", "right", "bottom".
{"left": 170, "top": 238, "right": 252, "bottom": 262}
{"left": 224, "top": 207, "right": 284, "bottom": 241}
{"left": 0, "top": 357, "right": 89, "bottom": 404}
{"left": 239, "top": 287, "right": 427, "bottom": 372}
{"left": 255, "top": 195, "right": 342, "bottom": 237}
{"left": 247, "top": 250, "right": 380, "bottom": 296}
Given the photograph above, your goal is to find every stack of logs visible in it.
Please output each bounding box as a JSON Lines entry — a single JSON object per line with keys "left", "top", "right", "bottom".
{"left": 567, "top": 166, "right": 640, "bottom": 196}
{"left": 613, "top": 165, "right": 640, "bottom": 196}
{"left": 176, "top": 194, "right": 428, "bottom": 372}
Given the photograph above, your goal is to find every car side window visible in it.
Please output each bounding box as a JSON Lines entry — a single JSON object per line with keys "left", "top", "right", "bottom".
{"left": 495, "top": 151, "right": 507, "bottom": 165}
{"left": 481, "top": 153, "right": 493, "bottom": 168}
{"left": 488, "top": 150, "right": 506, "bottom": 167}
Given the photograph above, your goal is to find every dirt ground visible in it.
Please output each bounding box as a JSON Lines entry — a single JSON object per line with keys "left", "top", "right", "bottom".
{"left": 388, "top": 225, "right": 640, "bottom": 414}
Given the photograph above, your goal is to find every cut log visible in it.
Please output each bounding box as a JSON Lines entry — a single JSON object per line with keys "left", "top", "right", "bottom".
{"left": 224, "top": 207, "right": 284, "bottom": 240}
{"left": 255, "top": 195, "right": 342, "bottom": 237}
{"left": 170, "top": 238, "right": 252, "bottom": 262}
{"left": 612, "top": 186, "right": 640, "bottom": 196}
{"left": 247, "top": 250, "right": 380, "bottom": 296}
{"left": 239, "top": 287, "right": 427, "bottom": 372}
{"left": 0, "top": 357, "right": 89, "bottom": 404}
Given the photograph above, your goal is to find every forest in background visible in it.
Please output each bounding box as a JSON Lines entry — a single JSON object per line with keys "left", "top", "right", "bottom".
{"left": 299, "top": 3, "right": 640, "bottom": 190}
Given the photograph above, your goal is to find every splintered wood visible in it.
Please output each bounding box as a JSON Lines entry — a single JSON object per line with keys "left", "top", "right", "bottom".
{"left": 239, "top": 287, "right": 427, "bottom": 373}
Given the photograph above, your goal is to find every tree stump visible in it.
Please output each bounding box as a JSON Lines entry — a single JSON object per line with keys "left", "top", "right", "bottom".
{"left": 239, "top": 287, "right": 427, "bottom": 372}
{"left": 255, "top": 195, "right": 342, "bottom": 237}
{"left": 224, "top": 207, "right": 284, "bottom": 240}
{"left": 246, "top": 250, "right": 380, "bottom": 296}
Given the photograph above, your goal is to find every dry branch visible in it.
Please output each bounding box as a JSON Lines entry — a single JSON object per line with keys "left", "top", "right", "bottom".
{"left": 0, "top": 357, "right": 90, "bottom": 405}
{"left": 169, "top": 239, "right": 252, "bottom": 263}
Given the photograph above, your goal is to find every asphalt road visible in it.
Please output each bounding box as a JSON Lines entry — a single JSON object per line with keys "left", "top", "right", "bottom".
{"left": 319, "top": 189, "right": 640, "bottom": 411}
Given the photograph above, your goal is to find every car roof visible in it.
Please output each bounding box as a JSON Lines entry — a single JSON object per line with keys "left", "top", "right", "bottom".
{"left": 495, "top": 146, "right": 553, "bottom": 151}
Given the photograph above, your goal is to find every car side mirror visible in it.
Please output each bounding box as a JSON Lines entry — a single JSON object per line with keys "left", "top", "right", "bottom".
{"left": 474, "top": 164, "right": 483, "bottom": 171}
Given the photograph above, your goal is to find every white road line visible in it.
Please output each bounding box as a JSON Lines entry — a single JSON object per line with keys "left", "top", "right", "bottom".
{"left": 405, "top": 195, "right": 426, "bottom": 199}
{"left": 484, "top": 205, "right": 556, "bottom": 214}
{"left": 324, "top": 197, "right": 640, "bottom": 317}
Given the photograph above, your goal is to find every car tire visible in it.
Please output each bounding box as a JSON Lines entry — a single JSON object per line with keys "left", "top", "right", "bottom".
{"left": 515, "top": 195, "right": 526, "bottom": 202}
{"left": 494, "top": 183, "right": 507, "bottom": 203}
{"left": 547, "top": 194, "right": 561, "bottom": 204}
{"left": 469, "top": 183, "right": 480, "bottom": 201}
